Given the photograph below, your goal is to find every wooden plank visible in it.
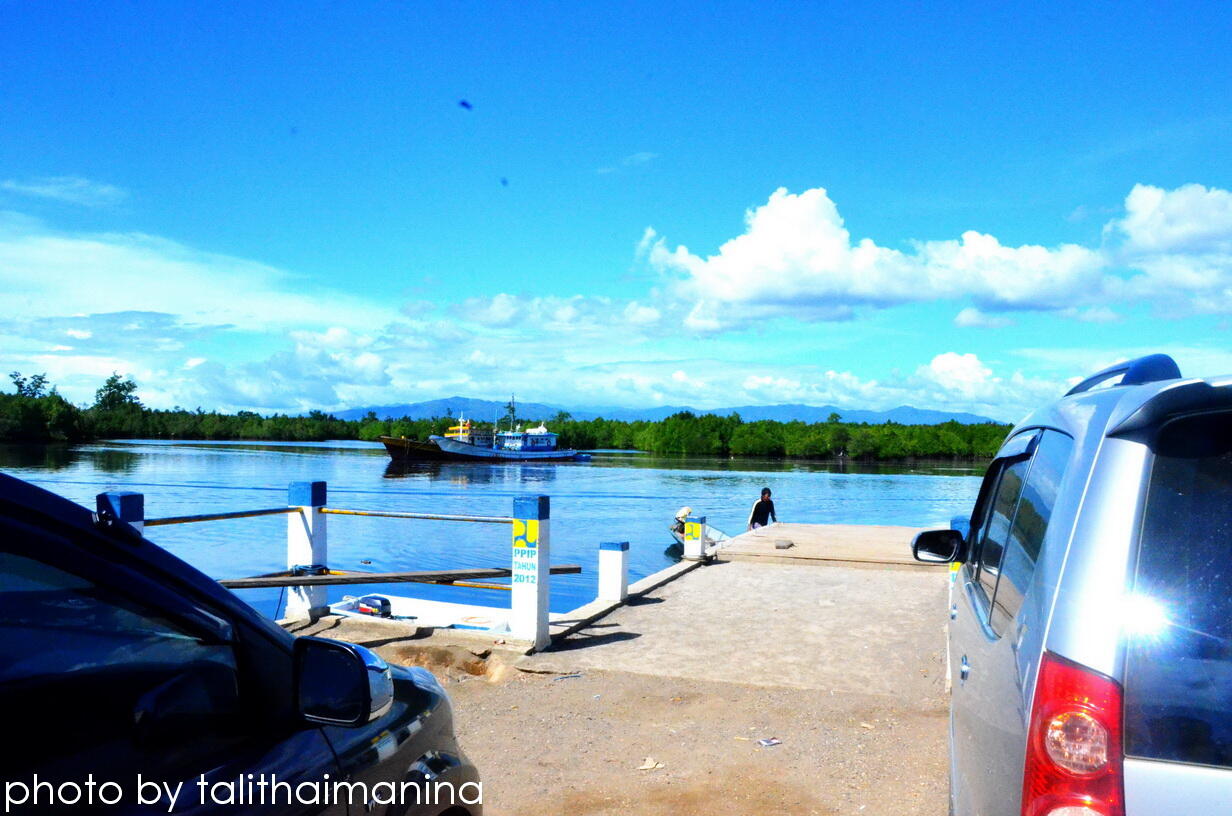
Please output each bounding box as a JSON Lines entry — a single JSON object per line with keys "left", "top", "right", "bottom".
{"left": 219, "top": 564, "right": 581, "bottom": 589}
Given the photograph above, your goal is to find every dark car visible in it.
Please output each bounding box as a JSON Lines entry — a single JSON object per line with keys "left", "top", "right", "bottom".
{"left": 0, "top": 473, "right": 481, "bottom": 815}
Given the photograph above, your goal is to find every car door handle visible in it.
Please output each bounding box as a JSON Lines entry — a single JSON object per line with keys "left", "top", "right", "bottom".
{"left": 959, "top": 655, "right": 971, "bottom": 683}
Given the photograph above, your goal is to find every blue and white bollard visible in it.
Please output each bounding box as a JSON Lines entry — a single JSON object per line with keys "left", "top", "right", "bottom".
{"left": 682, "top": 515, "right": 707, "bottom": 560}
{"left": 97, "top": 491, "right": 144, "bottom": 534}
{"left": 286, "top": 481, "right": 328, "bottom": 621}
{"left": 599, "top": 541, "right": 630, "bottom": 601}
{"left": 511, "top": 495, "right": 550, "bottom": 650}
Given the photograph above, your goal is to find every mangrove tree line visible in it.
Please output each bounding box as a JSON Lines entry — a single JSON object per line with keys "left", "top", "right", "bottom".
{"left": 1, "top": 372, "right": 1010, "bottom": 460}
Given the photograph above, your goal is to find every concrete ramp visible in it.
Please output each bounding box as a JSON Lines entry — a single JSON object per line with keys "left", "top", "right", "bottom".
{"left": 719, "top": 522, "right": 928, "bottom": 567}
{"left": 522, "top": 559, "right": 951, "bottom": 700}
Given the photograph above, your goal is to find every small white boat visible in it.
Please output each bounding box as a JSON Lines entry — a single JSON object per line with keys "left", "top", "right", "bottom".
{"left": 668, "top": 522, "right": 731, "bottom": 549}
{"left": 330, "top": 594, "right": 511, "bottom": 633}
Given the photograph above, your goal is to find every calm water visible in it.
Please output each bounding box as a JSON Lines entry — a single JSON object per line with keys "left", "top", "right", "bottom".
{"left": 0, "top": 441, "right": 984, "bottom": 616}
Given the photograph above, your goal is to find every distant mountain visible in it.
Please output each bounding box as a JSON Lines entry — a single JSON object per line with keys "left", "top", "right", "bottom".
{"left": 332, "top": 397, "right": 573, "bottom": 422}
{"left": 333, "top": 396, "right": 1002, "bottom": 425}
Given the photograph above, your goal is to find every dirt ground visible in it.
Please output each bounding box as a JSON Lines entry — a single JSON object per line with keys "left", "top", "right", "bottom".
{"left": 445, "top": 665, "right": 948, "bottom": 816}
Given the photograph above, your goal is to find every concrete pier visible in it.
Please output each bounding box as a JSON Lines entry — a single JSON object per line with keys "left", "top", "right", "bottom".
{"left": 718, "top": 521, "right": 930, "bottom": 567}
{"left": 300, "top": 522, "right": 953, "bottom": 815}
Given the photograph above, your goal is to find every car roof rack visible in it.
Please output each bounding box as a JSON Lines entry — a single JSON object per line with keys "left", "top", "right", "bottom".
{"left": 1064, "top": 353, "right": 1182, "bottom": 397}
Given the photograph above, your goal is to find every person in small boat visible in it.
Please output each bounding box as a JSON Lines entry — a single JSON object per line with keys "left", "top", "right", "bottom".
{"left": 672, "top": 506, "right": 692, "bottom": 535}
{"left": 747, "top": 488, "right": 777, "bottom": 530}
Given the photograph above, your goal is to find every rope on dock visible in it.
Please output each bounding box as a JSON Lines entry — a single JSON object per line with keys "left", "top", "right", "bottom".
{"left": 319, "top": 507, "right": 515, "bottom": 524}
{"left": 145, "top": 506, "right": 297, "bottom": 527}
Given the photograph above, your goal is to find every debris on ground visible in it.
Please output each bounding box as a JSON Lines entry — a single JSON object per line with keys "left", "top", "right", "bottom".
{"left": 636, "top": 757, "right": 665, "bottom": 771}
{"left": 757, "top": 737, "right": 782, "bottom": 747}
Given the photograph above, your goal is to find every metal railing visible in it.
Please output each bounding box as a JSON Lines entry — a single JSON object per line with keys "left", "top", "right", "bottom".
{"left": 96, "top": 480, "right": 594, "bottom": 649}
{"left": 145, "top": 506, "right": 295, "bottom": 527}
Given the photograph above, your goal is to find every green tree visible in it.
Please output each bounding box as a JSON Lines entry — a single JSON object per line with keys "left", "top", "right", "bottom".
{"left": 9, "top": 372, "right": 49, "bottom": 398}
{"left": 94, "top": 373, "right": 141, "bottom": 411}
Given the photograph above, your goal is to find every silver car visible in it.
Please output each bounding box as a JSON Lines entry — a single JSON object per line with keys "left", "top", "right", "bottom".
{"left": 913, "top": 353, "right": 1232, "bottom": 816}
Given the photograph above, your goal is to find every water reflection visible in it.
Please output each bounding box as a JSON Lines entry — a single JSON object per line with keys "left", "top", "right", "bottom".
{"left": 0, "top": 444, "right": 138, "bottom": 473}
{"left": 88, "top": 448, "right": 142, "bottom": 474}
{"left": 587, "top": 452, "right": 984, "bottom": 477}
{"left": 0, "top": 444, "right": 80, "bottom": 471}
{"left": 384, "top": 452, "right": 984, "bottom": 479}
{"left": 383, "top": 461, "right": 561, "bottom": 486}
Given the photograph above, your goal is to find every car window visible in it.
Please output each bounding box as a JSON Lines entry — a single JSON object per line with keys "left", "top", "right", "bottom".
{"left": 974, "top": 458, "right": 1030, "bottom": 604}
{"left": 0, "top": 549, "right": 246, "bottom": 783}
{"left": 1124, "top": 412, "right": 1232, "bottom": 769}
{"left": 988, "top": 430, "right": 1074, "bottom": 635}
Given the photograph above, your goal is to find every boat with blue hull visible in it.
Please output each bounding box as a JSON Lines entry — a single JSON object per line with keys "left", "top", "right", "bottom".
{"left": 381, "top": 415, "right": 590, "bottom": 463}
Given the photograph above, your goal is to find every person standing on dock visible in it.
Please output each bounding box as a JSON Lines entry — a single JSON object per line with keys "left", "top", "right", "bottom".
{"left": 747, "top": 487, "right": 777, "bottom": 530}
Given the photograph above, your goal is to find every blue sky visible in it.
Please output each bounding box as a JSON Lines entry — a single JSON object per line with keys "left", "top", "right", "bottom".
{"left": 2, "top": 1, "right": 1231, "bottom": 421}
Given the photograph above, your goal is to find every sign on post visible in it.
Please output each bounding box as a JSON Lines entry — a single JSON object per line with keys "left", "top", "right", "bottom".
{"left": 682, "top": 515, "right": 706, "bottom": 560}
{"left": 511, "top": 495, "right": 550, "bottom": 650}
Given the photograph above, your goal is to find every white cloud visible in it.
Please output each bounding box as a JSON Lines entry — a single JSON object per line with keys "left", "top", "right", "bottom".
{"left": 1116, "top": 183, "right": 1232, "bottom": 253}
{"left": 1013, "top": 345, "right": 1232, "bottom": 382}
{"left": 648, "top": 187, "right": 1111, "bottom": 329}
{"left": 597, "top": 151, "right": 660, "bottom": 175}
{"left": 462, "top": 293, "right": 521, "bottom": 327}
{"left": 6, "top": 180, "right": 1232, "bottom": 418}
{"left": 0, "top": 225, "right": 397, "bottom": 332}
{"left": 1056, "top": 306, "right": 1121, "bottom": 323}
{"left": 454, "top": 293, "right": 668, "bottom": 337}
{"left": 623, "top": 301, "right": 661, "bottom": 325}
{"left": 954, "top": 307, "right": 1014, "bottom": 328}
{"left": 684, "top": 352, "right": 1057, "bottom": 420}
{"left": 1, "top": 176, "right": 128, "bottom": 208}
{"left": 919, "top": 352, "right": 993, "bottom": 397}
{"left": 644, "top": 182, "right": 1232, "bottom": 326}
{"left": 288, "top": 326, "right": 374, "bottom": 351}
{"left": 1109, "top": 184, "right": 1232, "bottom": 315}
{"left": 918, "top": 230, "right": 1110, "bottom": 310}
{"left": 623, "top": 151, "right": 659, "bottom": 167}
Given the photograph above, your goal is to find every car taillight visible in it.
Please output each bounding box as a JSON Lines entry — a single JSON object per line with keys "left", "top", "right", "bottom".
{"left": 1022, "top": 652, "right": 1125, "bottom": 816}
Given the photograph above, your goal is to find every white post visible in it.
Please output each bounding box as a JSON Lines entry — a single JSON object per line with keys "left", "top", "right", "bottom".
{"left": 682, "top": 514, "right": 707, "bottom": 560}
{"left": 97, "top": 491, "right": 144, "bottom": 534}
{"left": 598, "top": 541, "right": 630, "bottom": 601}
{"left": 511, "top": 495, "right": 550, "bottom": 650}
{"left": 286, "top": 480, "right": 328, "bottom": 621}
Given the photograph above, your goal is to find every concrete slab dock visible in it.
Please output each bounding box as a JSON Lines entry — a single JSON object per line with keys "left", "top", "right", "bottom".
{"left": 522, "top": 559, "right": 949, "bottom": 697}
{"left": 288, "top": 523, "right": 955, "bottom": 814}
{"left": 466, "top": 547, "right": 953, "bottom": 815}
{"left": 719, "top": 521, "right": 928, "bottom": 568}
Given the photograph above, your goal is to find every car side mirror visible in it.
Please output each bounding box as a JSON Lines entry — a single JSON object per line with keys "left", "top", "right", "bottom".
{"left": 295, "top": 637, "right": 394, "bottom": 726}
{"left": 912, "top": 529, "right": 963, "bottom": 564}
